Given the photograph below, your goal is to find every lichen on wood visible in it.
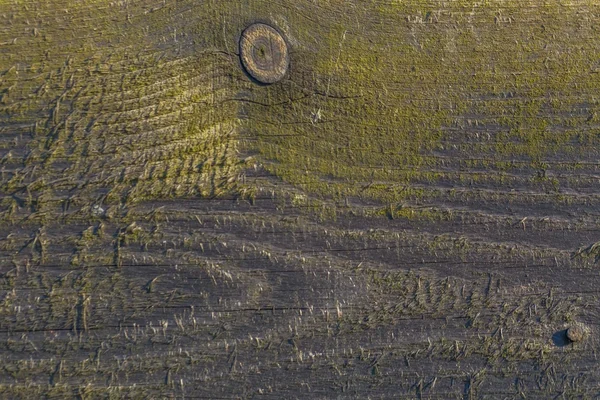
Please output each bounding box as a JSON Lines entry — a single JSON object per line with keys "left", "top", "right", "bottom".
{"left": 0, "top": 0, "right": 599, "bottom": 398}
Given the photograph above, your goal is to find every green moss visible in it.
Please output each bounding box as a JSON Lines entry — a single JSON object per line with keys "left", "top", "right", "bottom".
{"left": 236, "top": 1, "right": 600, "bottom": 211}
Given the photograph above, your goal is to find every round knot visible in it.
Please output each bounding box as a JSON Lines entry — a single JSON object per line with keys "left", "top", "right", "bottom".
{"left": 566, "top": 325, "right": 586, "bottom": 343}
{"left": 240, "top": 23, "right": 289, "bottom": 84}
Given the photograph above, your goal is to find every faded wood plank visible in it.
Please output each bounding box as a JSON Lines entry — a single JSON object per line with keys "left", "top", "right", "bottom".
{"left": 1, "top": 0, "right": 600, "bottom": 398}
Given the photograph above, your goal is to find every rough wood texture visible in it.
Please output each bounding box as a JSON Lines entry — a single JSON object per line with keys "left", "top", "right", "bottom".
{"left": 1, "top": 0, "right": 599, "bottom": 398}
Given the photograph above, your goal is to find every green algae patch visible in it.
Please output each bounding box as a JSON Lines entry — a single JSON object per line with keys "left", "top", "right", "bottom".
{"left": 0, "top": 0, "right": 246, "bottom": 219}
{"left": 241, "top": 1, "right": 600, "bottom": 208}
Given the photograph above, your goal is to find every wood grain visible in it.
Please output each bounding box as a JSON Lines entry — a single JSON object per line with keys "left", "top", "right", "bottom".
{"left": 1, "top": 0, "right": 599, "bottom": 398}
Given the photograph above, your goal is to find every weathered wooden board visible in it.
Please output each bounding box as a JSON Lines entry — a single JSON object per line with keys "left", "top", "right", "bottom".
{"left": 1, "top": 0, "right": 600, "bottom": 398}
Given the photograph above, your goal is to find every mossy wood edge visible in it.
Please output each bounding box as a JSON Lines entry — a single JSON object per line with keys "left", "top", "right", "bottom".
{"left": 1, "top": 0, "right": 600, "bottom": 398}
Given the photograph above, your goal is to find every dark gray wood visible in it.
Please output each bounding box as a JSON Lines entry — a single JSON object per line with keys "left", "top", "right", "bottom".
{"left": 1, "top": 0, "right": 599, "bottom": 398}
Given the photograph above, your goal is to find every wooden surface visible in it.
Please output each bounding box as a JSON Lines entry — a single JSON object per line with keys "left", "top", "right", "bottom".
{"left": 1, "top": 0, "right": 600, "bottom": 398}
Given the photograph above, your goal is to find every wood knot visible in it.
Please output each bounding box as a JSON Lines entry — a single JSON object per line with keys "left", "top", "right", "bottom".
{"left": 566, "top": 324, "right": 587, "bottom": 343}
{"left": 240, "top": 23, "right": 289, "bottom": 84}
